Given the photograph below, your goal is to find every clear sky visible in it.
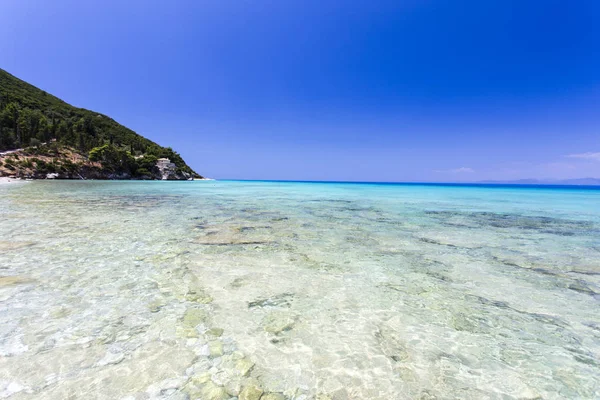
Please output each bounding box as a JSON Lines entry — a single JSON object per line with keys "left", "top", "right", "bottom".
{"left": 1, "top": 0, "right": 599, "bottom": 182}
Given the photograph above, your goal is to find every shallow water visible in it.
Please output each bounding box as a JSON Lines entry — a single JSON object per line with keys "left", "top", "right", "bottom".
{"left": 1, "top": 180, "right": 599, "bottom": 399}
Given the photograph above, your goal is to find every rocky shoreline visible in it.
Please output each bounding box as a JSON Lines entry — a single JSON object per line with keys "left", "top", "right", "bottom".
{"left": 0, "top": 176, "right": 27, "bottom": 184}
{"left": 0, "top": 145, "right": 199, "bottom": 181}
{"left": 0, "top": 176, "right": 212, "bottom": 183}
{"left": 0, "top": 169, "right": 196, "bottom": 181}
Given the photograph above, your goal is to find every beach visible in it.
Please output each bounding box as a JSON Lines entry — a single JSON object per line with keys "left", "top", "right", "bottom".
{"left": 1, "top": 180, "right": 599, "bottom": 399}
{"left": 0, "top": 177, "right": 25, "bottom": 185}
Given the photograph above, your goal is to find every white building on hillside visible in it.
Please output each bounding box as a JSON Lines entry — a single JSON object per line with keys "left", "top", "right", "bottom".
{"left": 157, "top": 158, "right": 176, "bottom": 169}
{"left": 156, "top": 158, "right": 177, "bottom": 179}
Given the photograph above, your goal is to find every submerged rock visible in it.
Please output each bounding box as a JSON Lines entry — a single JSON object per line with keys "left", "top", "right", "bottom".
{"left": 182, "top": 307, "right": 208, "bottom": 328}
{"left": 316, "top": 395, "right": 333, "bottom": 400}
{"left": 207, "top": 327, "right": 224, "bottom": 337}
{"left": 0, "top": 275, "right": 32, "bottom": 286}
{"left": 185, "top": 373, "right": 229, "bottom": 400}
{"left": 176, "top": 326, "right": 199, "bottom": 338}
{"left": 186, "top": 289, "right": 213, "bottom": 304}
{"left": 209, "top": 340, "right": 224, "bottom": 357}
{"left": 568, "top": 281, "right": 600, "bottom": 296}
{"left": 239, "top": 384, "right": 263, "bottom": 400}
{"left": 261, "top": 393, "right": 286, "bottom": 400}
{"left": 262, "top": 312, "right": 296, "bottom": 335}
{"left": 248, "top": 293, "right": 294, "bottom": 309}
{"left": 0, "top": 241, "right": 36, "bottom": 251}
{"left": 235, "top": 357, "right": 255, "bottom": 376}
{"left": 229, "top": 277, "right": 247, "bottom": 288}
{"left": 375, "top": 325, "right": 410, "bottom": 364}
{"left": 190, "top": 372, "right": 212, "bottom": 385}
{"left": 147, "top": 298, "right": 167, "bottom": 313}
{"left": 201, "top": 381, "right": 229, "bottom": 400}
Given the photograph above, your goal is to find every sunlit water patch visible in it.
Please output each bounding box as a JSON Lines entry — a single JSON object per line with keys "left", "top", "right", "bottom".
{"left": 1, "top": 181, "right": 599, "bottom": 399}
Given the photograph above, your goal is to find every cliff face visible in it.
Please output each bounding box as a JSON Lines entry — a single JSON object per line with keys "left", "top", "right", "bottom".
{"left": 0, "top": 69, "right": 202, "bottom": 179}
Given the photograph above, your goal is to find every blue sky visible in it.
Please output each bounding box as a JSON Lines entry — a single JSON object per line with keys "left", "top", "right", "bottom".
{"left": 1, "top": 0, "right": 599, "bottom": 181}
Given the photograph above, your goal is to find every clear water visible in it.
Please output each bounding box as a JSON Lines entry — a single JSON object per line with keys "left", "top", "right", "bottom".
{"left": 1, "top": 180, "right": 599, "bottom": 400}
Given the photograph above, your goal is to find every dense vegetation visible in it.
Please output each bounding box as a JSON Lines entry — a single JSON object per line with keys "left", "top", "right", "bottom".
{"left": 0, "top": 68, "right": 199, "bottom": 177}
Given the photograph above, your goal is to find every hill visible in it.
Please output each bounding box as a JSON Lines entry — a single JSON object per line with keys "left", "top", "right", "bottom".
{"left": 0, "top": 69, "right": 202, "bottom": 180}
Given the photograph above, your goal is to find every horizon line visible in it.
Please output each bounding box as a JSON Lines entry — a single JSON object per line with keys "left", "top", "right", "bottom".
{"left": 215, "top": 179, "right": 600, "bottom": 188}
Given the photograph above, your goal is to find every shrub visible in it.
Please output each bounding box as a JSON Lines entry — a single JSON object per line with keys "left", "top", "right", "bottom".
{"left": 89, "top": 144, "right": 137, "bottom": 173}
{"left": 62, "top": 159, "right": 78, "bottom": 172}
{"left": 34, "top": 159, "right": 56, "bottom": 173}
{"left": 20, "top": 159, "right": 33, "bottom": 169}
{"left": 136, "top": 167, "right": 151, "bottom": 176}
{"left": 137, "top": 154, "right": 158, "bottom": 171}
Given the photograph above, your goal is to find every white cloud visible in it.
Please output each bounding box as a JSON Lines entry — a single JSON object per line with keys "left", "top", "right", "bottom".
{"left": 434, "top": 167, "right": 474, "bottom": 174}
{"left": 565, "top": 152, "right": 600, "bottom": 161}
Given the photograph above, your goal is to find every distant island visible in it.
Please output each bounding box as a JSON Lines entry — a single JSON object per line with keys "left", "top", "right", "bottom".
{"left": 0, "top": 69, "right": 202, "bottom": 180}
{"left": 478, "top": 178, "right": 600, "bottom": 186}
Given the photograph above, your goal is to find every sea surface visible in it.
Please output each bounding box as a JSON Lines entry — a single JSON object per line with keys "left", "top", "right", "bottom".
{"left": 1, "top": 180, "right": 599, "bottom": 399}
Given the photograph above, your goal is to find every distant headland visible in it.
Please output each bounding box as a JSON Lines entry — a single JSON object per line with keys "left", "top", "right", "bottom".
{"left": 478, "top": 178, "right": 600, "bottom": 186}
{"left": 0, "top": 69, "right": 202, "bottom": 180}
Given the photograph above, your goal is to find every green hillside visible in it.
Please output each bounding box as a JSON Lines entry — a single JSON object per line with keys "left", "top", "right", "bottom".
{"left": 0, "top": 68, "right": 200, "bottom": 178}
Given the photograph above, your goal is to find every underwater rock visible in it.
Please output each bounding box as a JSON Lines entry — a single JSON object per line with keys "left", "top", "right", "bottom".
{"left": 185, "top": 374, "right": 229, "bottom": 400}
{"left": 200, "top": 381, "right": 229, "bottom": 400}
{"left": 207, "top": 327, "right": 224, "bottom": 337}
{"left": 185, "top": 288, "right": 213, "bottom": 304}
{"left": 262, "top": 312, "right": 296, "bottom": 335}
{"left": 451, "top": 312, "right": 492, "bottom": 334}
{"left": 182, "top": 307, "right": 208, "bottom": 328}
{"left": 467, "top": 295, "right": 510, "bottom": 309}
{"left": 569, "top": 269, "right": 600, "bottom": 276}
{"left": 194, "top": 227, "right": 274, "bottom": 246}
{"left": 239, "top": 384, "right": 263, "bottom": 400}
{"left": 235, "top": 357, "right": 255, "bottom": 376}
{"left": 176, "top": 326, "right": 199, "bottom": 338}
{"left": 147, "top": 298, "right": 167, "bottom": 313}
{"left": 425, "top": 210, "right": 596, "bottom": 236}
{"left": 261, "top": 393, "right": 286, "bottom": 400}
{"left": 568, "top": 281, "right": 600, "bottom": 296}
{"left": 375, "top": 325, "right": 409, "bottom": 363}
{"left": 424, "top": 270, "right": 452, "bottom": 282}
{"left": 248, "top": 293, "right": 294, "bottom": 309}
{"left": 0, "top": 241, "right": 36, "bottom": 251}
{"left": 0, "top": 275, "right": 32, "bottom": 286}
{"left": 419, "top": 390, "right": 439, "bottom": 399}
{"left": 378, "top": 282, "right": 428, "bottom": 296}
{"left": 419, "top": 237, "right": 459, "bottom": 248}
{"left": 316, "top": 395, "right": 333, "bottom": 400}
{"left": 209, "top": 340, "right": 224, "bottom": 357}
{"left": 190, "top": 372, "right": 212, "bottom": 386}
{"left": 229, "top": 277, "right": 247, "bottom": 288}
{"left": 199, "top": 240, "right": 273, "bottom": 246}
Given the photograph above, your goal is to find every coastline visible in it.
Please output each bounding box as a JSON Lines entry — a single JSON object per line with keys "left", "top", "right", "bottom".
{"left": 0, "top": 176, "right": 213, "bottom": 183}
{"left": 0, "top": 176, "right": 27, "bottom": 185}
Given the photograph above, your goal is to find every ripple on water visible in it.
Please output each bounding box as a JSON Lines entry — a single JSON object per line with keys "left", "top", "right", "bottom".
{"left": 0, "top": 181, "right": 599, "bottom": 399}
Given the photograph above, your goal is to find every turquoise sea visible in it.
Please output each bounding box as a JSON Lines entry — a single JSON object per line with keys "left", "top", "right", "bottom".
{"left": 1, "top": 180, "right": 599, "bottom": 399}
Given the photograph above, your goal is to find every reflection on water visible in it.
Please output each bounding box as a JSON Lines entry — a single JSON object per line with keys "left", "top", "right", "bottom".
{"left": 1, "top": 181, "right": 599, "bottom": 399}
